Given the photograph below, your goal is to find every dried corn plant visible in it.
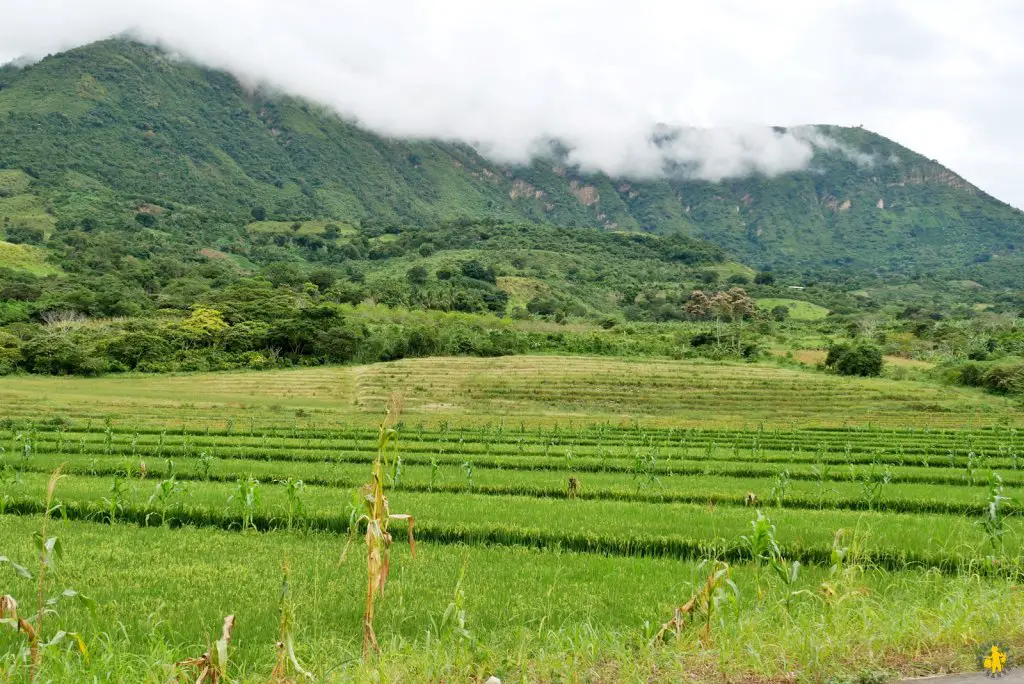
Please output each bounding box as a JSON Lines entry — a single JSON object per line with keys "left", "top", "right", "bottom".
{"left": 340, "top": 394, "right": 416, "bottom": 656}
{"left": 176, "top": 615, "right": 235, "bottom": 683}
{"left": 652, "top": 560, "right": 736, "bottom": 645}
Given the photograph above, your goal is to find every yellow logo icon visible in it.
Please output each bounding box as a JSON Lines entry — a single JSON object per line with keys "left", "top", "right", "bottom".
{"left": 979, "top": 643, "right": 1011, "bottom": 678}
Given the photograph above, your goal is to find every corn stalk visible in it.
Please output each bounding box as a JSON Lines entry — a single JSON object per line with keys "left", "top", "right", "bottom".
{"left": 176, "top": 614, "right": 235, "bottom": 683}
{"left": 652, "top": 560, "right": 736, "bottom": 644}
{"left": 340, "top": 395, "right": 415, "bottom": 656}
{"left": 271, "top": 562, "right": 313, "bottom": 681}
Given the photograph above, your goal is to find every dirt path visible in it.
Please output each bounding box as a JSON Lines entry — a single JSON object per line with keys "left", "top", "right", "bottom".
{"left": 903, "top": 671, "right": 1024, "bottom": 683}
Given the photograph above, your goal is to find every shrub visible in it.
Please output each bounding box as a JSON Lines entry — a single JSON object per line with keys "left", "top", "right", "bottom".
{"left": 406, "top": 265, "right": 428, "bottom": 286}
{"left": 982, "top": 362, "right": 1024, "bottom": 395}
{"left": 459, "top": 260, "right": 496, "bottom": 284}
{"left": 3, "top": 225, "right": 44, "bottom": 244}
{"left": 825, "top": 343, "right": 884, "bottom": 377}
{"left": 952, "top": 361, "right": 987, "bottom": 387}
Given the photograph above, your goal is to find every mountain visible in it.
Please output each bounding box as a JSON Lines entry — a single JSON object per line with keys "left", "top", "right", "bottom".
{"left": 1, "top": 39, "right": 1023, "bottom": 287}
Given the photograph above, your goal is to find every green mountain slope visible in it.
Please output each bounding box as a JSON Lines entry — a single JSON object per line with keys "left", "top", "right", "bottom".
{"left": 1, "top": 39, "right": 1023, "bottom": 285}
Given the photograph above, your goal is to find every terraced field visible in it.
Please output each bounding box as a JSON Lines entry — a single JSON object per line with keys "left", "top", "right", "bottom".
{"left": 0, "top": 355, "right": 1016, "bottom": 429}
{"left": 0, "top": 356, "right": 1022, "bottom": 680}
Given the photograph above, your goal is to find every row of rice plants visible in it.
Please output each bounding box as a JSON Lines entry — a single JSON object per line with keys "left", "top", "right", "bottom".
{"left": 1, "top": 471, "right": 1019, "bottom": 572}
{"left": 2, "top": 451, "right": 1018, "bottom": 516}
{"left": 7, "top": 431, "right": 1024, "bottom": 495}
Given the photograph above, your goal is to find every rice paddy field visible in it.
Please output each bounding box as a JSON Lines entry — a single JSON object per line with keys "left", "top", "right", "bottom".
{"left": 0, "top": 355, "right": 1023, "bottom": 681}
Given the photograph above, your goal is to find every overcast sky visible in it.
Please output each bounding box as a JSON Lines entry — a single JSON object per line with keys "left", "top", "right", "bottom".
{"left": 2, "top": 0, "right": 1023, "bottom": 206}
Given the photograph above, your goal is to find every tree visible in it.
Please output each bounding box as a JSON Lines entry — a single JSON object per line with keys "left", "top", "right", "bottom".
{"left": 771, "top": 305, "right": 790, "bottom": 322}
{"left": 406, "top": 265, "right": 428, "bottom": 286}
{"left": 698, "top": 270, "right": 720, "bottom": 286}
{"left": 482, "top": 290, "right": 509, "bottom": 314}
{"left": 460, "top": 259, "right": 496, "bottom": 284}
{"left": 4, "top": 225, "right": 44, "bottom": 244}
{"left": 0, "top": 331, "right": 21, "bottom": 373}
{"left": 707, "top": 288, "right": 756, "bottom": 351}
{"left": 826, "top": 343, "right": 884, "bottom": 377}
{"left": 251, "top": 207, "right": 267, "bottom": 221}
{"left": 527, "top": 295, "right": 558, "bottom": 317}
{"left": 21, "top": 331, "right": 104, "bottom": 375}
{"left": 103, "top": 330, "right": 171, "bottom": 369}
{"left": 684, "top": 290, "right": 712, "bottom": 319}
{"left": 175, "top": 307, "right": 230, "bottom": 350}
{"left": 754, "top": 272, "right": 776, "bottom": 285}
{"left": 134, "top": 213, "right": 156, "bottom": 228}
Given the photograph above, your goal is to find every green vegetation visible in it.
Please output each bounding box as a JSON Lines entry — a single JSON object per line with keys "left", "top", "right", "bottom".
{"left": 826, "top": 343, "right": 885, "bottom": 377}
{"left": 0, "top": 39, "right": 1022, "bottom": 393}
{"left": 0, "top": 242, "right": 60, "bottom": 276}
{"left": 756, "top": 297, "right": 830, "bottom": 320}
{"left": 0, "top": 359, "right": 1020, "bottom": 679}
{"left": 1, "top": 36, "right": 1024, "bottom": 680}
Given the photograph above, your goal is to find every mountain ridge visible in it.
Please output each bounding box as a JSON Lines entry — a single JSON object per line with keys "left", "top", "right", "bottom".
{"left": 1, "top": 39, "right": 1023, "bottom": 285}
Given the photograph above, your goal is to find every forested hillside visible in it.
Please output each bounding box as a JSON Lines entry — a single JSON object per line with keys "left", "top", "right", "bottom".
{"left": 1, "top": 39, "right": 1023, "bottom": 379}
{"left": 2, "top": 39, "right": 1024, "bottom": 285}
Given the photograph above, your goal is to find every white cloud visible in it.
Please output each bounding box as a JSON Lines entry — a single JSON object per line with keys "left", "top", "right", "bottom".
{"left": 1, "top": 1, "right": 1023, "bottom": 203}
